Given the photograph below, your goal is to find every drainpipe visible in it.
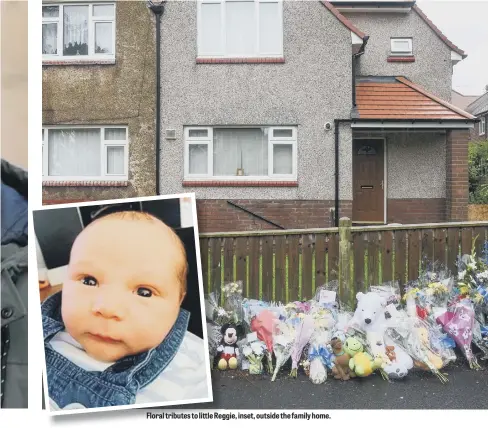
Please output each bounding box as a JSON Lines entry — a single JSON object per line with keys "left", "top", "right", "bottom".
{"left": 333, "top": 37, "right": 369, "bottom": 227}
{"left": 147, "top": 1, "right": 166, "bottom": 195}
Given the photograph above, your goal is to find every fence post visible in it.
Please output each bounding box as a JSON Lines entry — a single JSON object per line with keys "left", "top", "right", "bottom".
{"left": 338, "top": 217, "right": 354, "bottom": 309}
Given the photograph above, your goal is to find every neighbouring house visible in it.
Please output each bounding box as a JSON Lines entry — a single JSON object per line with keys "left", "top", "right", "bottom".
{"left": 42, "top": 1, "right": 157, "bottom": 204}
{"left": 451, "top": 89, "right": 480, "bottom": 111}
{"left": 155, "top": 0, "right": 477, "bottom": 232}
{"left": 466, "top": 92, "right": 488, "bottom": 143}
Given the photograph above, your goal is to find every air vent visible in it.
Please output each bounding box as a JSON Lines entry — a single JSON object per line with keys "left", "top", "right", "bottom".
{"left": 165, "top": 129, "right": 176, "bottom": 140}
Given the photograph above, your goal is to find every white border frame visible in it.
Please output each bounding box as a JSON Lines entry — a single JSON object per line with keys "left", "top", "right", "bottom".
{"left": 42, "top": 125, "right": 129, "bottom": 181}
{"left": 32, "top": 193, "right": 213, "bottom": 415}
{"left": 184, "top": 125, "right": 297, "bottom": 181}
{"left": 352, "top": 137, "right": 387, "bottom": 225}
{"left": 197, "top": 0, "right": 283, "bottom": 59}
{"left": 42, "top": 2, "right": 116, "bottom": 62}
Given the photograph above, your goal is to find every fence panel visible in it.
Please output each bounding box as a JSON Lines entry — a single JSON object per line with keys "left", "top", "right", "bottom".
{"left": 201, "top": 221, "right": 488, "bottom": 303}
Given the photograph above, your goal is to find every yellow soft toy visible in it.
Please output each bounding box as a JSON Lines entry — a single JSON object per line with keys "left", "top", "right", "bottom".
{"left": 348, "top": 352, "right": 383, "bottom": 377}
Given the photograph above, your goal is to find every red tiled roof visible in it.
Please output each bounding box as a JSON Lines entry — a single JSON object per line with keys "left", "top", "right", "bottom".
{"left": 412, "top": 5, "right": 467, "bottom": 59}
{"left": 320, "top": 1, "right": 367, "bottom": 39}
{"left": 356, "top": 77, "right": 476, "bottom": 120}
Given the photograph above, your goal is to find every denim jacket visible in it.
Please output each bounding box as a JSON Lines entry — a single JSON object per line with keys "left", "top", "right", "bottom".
{"left": 43, "top": 292, "right": 191, "bottom": 409}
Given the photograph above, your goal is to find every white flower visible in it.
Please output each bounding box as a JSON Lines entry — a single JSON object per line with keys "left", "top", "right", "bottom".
{"left": 476, "top": 271, "right": 488, "bottom": 283}
{"left": 449, "top": 325, "right": 459, "bottom": 337}
{"left": 468, "top": 262, "right": 477, "bottom": 271}
{"left": 462, "top": 327, "right": 472, "bottom": 340}
{"left": 458, "top": 270, "right": 466, "bottom": 280}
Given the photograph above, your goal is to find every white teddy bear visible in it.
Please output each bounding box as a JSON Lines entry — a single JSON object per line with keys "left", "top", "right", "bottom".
{"left": 349, "top": 292, "right": 413, "bottom": 378}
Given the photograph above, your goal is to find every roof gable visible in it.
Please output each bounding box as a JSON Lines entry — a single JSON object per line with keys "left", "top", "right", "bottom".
{"left": 466, "top": 92, "right": 488, "bottom": 116}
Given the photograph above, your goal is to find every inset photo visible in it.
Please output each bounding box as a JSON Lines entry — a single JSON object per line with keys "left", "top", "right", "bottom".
{"left": 32, "top": 194, "right": 212, "bottom": 414}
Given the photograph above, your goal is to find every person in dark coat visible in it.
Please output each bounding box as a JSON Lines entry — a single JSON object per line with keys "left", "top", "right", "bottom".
{"left": 1, "top": 159, "right": 28, "bottom": 408}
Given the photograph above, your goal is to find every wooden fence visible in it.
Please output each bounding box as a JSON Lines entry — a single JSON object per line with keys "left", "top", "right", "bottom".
{"left": 199, "top": 219, "right": 488, "bottom": 308}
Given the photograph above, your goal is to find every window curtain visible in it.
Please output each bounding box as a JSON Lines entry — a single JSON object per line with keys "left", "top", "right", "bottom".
{"left": 95, "top": 22, "right": 112, "bottom": 54}
{"left": 189, "top": 145, "right": 208, "bottom": 174}
{"left": 42, "top": 24, "right": 57, "bottom": 54}
{"left": 273, "top": 144, "right": 292, "bottom": 174}
{"left": 63, "top": 6, "right": 88, "bottom": 55}
{"left": 213, "top": 128, "right": 267, "bottom": 176}
{"left": 48, "top": 129, "right": 101, "bottom": 176}
{"left": 107, "top": 146, "right": 124, "bottom": 175}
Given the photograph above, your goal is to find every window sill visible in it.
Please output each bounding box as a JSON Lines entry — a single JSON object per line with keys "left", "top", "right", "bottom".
{"left": 196, "top": 57, "right": 285, "bottom": 64}
{"left": 387, "top": 56, "right": 415, "bottom": 63}
{"left": 183, "top": 180, "right": 298, "bottom": 188}
{"left": 42, "top": 59, "right": 116, "bottom": 66}
{"left": 43, "top": 180, "right": 128, "bottom": 187}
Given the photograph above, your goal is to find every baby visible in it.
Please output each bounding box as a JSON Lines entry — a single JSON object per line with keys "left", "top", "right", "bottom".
{"left": 42, "top": 211, "right": 210, "bottom": 410}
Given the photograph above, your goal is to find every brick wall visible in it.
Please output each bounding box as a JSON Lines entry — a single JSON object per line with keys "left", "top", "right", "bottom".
{"left": 387, "top": 198, "right": 446, "bottom": 224}
{"left": 446, "top": 129, "right": 469, "bottom": 221}
{"left": 196, "top": 200, "right": 353, "bottom": 233}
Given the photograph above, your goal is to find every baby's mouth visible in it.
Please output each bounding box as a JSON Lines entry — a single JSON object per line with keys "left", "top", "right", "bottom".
{"left": 87, "top": 333, "right": 122, "bottom": 344}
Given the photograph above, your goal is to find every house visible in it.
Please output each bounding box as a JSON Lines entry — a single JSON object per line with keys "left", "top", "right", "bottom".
{"left": 42, "top": 1, "right": 157, "bottom": 204}
{"left": 466, "top": 92, "right": 488, "bottom": 142}
{"left": 154, "top": 0, "right": 476, "bottom": 232}
{"left": 451, "top": 89, "right": 480, "bottom": 111}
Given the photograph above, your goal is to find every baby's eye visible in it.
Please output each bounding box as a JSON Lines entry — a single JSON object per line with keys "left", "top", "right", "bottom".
{"left": 81, "top": 275, "right": 98, "bottom": 286}
{"left": 136, "top": 287, "right": 153, "bottom": 298}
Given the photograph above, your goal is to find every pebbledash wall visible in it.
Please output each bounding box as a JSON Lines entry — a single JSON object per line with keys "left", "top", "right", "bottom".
{"left": 42, "top": 1, "right": 157, "bottom": 204}
{"left": 158, "top": 0, "right": 354, "bottom": 233}
{"left": 345, "top": 8, "right": 453, "bottom": 101}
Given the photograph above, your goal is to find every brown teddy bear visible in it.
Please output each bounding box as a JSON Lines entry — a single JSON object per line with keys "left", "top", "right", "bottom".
{"left": 330, "top": 337, "right": 355, "bottom": 380}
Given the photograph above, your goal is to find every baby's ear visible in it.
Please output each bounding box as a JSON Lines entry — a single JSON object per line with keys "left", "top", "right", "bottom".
{"left": 179, "top": 290, "right": 186, "bottom": 305}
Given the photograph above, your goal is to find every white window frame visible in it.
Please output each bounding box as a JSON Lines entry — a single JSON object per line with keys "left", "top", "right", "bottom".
{"left": 197, "top": 0, "right": 284, "bottom": 58}
{"left": 390, "top": 37, "right": 413, "bottom": 56}
{"left": 184, "top": 126, "right": 297, "bottom": 181}
{"left": 42, "top": 2, "right": 116, "bottom": 62}
{"left": 480, "top": 116, "right": 486, "bottom": 136}
{"left": 42, "top": 125, "right": 129, "bottom": 181}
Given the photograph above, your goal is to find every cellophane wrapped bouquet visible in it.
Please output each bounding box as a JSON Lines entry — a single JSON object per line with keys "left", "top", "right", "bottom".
{"left": 386, "top": 295, "right": 449, "bottom": 383}
{"left": 222, "top": 281, "right": 245, "bottom": 324}
{"left": 250, "top": 309, "right": 276, "bottom": 374}
{"left": 307, "top": 328, "right": 335, "bottom": 384}
{"left": 271, "top": 319, "right": 295, "bottom": 381}
{"left": 242, "top": 336, "right": 268, "bottom": 375}
{"left": 290, "top": 314, "right": 315, "bottom": 378}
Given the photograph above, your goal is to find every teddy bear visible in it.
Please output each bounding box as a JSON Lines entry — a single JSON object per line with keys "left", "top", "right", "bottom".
{"left": 330, "top": 337, "right": 355, "bottom": 380}
{"left": 349, "top": 352, "right": 383, "bottom": 377}
{"left": 349, "top": 292, "right": 413, "bottom": 376}
{"left": 216, "top": 323, "right": 240, "bottom": 370}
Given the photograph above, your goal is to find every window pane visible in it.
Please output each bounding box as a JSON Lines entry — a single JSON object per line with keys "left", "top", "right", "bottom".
{"left": 105, "top": 128, "right": 126, "bottom": 140}
{"left": 95, "top": 22, "right": 113, "bottom": 54}
{"left": 63, "top": 6, "right": 89, "bottom": 56}
{"left": 93, "top": 4, "right": 115, "bottom": 17}
{"left": 43, "top": 23, "right": 58, "bottom": 54}
{"left": 48, "top": 129, "right": 101, "bottom": 176}
{"left": 259, "top": 2, "right": 281, "bottom": 53}
{"left": 107, "top": 146, "right": 125, "bottom": 175}
{"left": 200, "top": 3, "right": 222, "bottom": 54}
{"left": 226, "top": 1, "right": 256, "bottom": 56}
{"left": 392, "top": 40, "right": 411, "bottom": 52}
{"left": 213, "top": 128, "right": 267, "bottom": 176}
{"left": 189, "top": 129, "right": 208, "bottom": 138}
{"left": 273, "top": 144, "right": 292, "bottom": 174}
{"left": 273, "top": 129, "right": 293, "bottom": 138}
{"left": 42, "top": 6, "right": 59, "bottom": 18}
{"left": 189, "top": 144, "right": 208, "bottom": 174}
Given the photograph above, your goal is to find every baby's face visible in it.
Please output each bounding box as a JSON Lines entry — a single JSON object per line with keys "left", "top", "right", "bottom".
{"left": 62, "top": 217, "right": 185, "bottom": 362}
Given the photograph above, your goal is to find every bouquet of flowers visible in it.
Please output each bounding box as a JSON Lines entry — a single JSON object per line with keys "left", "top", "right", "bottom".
{"left": 386, "top": 298, "right": 449, "bottom": 383}
{"left": 222, "top": 281, "right": 244, "bottom": 324}
{"left": 436, "top": 298, "right": 482, "bottom": 370}
{"left": 242, "top": 338, "right": 268, "bottom": 375}
{"left": 205, "top": 292, "right": 239, "bottom": 325}
{"left": 307, "top": 329, "right": 335, "bottom": 384}
{"left": 290, "top": 315, "right": 315, "bottom": 378}
{"left": 271, "top": 320, "right": 295, "bottom": 381}
{"left": 250, "top": 309, "right": 276, "bottom": 374}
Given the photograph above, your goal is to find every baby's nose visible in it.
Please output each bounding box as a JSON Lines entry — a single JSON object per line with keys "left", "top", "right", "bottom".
{"left": 91, "top": 289, "right": 124, "bottom": 320}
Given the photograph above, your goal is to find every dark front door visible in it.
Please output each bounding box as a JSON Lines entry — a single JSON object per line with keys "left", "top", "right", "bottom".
{"left": 352, "top": 139, "right": 385, "bottom": 223}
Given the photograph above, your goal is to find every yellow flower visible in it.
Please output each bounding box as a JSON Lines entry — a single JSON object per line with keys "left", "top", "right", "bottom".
{"left": 459, "top": 286, "right": 470, "bottom": 296}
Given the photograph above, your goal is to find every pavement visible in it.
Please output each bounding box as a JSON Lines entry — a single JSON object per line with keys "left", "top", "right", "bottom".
{"left": 168, "top": 355, "right": 488, "bottom": 410}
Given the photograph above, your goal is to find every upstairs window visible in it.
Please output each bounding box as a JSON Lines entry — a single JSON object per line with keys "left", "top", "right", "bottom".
{"left": 197, "top": 0, "right": 283, "bottom": 58}
{"left": 42, "top": 3, "right": 115, "bottom": 61}
{"left": 390, "top": 38, "right": 413, "bottom": 56}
